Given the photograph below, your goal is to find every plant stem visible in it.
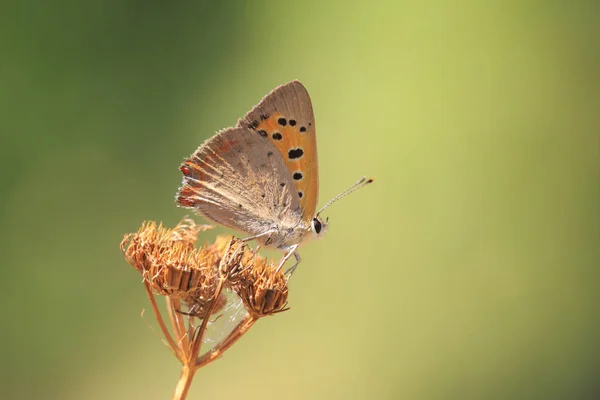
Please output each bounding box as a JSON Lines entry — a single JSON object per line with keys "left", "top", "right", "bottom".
{"left": 172, "top": 276, "right": 228, "bottom": 398}
{"left": 167, "top": 297, "right": 189, "bottom": 353}
{"left": 144, "top": 282, "right": 178, "bottom": 357}
{"left": 189, "top": 277, "right": 226, "bottom": 361}
{"left": 195, "top": 313, "right": 256, "bottom": 368}
{"left": 172, "top": 364, "right": 196, "bottom": 400}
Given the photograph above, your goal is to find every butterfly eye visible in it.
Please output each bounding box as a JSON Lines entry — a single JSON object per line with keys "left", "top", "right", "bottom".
{"left": 312, "top": 218, "right": 323, "bottom": 234}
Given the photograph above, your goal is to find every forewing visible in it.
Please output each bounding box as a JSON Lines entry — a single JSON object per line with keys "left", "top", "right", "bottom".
{"left": 239, "top": 80, "right": 318, "bottom": 221}
{"left": 176, "top": 126, "right": 301, "bottom": 236}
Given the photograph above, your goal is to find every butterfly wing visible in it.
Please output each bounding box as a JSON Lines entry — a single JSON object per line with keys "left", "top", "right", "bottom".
{"left": 176, "top": 126, "right": 301, "bottom": 236}
{"left": 239, "top": 80, "right": 318, "bottom": 222}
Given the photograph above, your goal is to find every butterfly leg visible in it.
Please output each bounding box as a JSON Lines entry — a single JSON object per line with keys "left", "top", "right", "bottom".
{"left": 275, "top": 245, "right": 299, "bottom": 274}
{"left": 284, "top": 251, "right": 302, "bottom": 276}
{"left": 240, "top": 230, "right": 275, "bottom": 243}
{"left": 241, "top": 231, "right": 275, "bottom": 270}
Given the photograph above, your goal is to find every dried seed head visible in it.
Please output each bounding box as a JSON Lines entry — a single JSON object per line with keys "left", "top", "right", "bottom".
{"left": 183, "top": 291, "right": 228, "bottom": 319}
{"left": 235, "top": 255, "right": 289, "bottom": 318}
{"left": 121, "top": 219, "right": 221, "bottom": 312}
{"left": 121, "top": 218, "right": 292, "bottom": 378}
{"left": 216, "top": 237, "right": 247, "bottom": 283}
{"left": 121, "top": 218, "right": 290, "bottom": 320}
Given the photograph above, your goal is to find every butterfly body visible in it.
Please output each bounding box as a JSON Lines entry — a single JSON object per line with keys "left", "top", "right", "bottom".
{"left": 178, "top": 127, "right": 315, "bottom": 247}
{"left": 177, "top": 81, "right": 368, "bottom": 273}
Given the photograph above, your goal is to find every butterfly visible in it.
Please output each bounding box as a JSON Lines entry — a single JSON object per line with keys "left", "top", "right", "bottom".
{"left": 176, "top": 80, "right": 372, "bottom": 275}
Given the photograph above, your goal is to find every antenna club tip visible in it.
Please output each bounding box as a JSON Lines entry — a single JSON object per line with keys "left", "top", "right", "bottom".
{"left": 367, "top": 178, "right": 374, "bottom": 184}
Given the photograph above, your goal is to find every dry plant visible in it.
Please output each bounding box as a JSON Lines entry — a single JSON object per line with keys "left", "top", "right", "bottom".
{"left": 121, "top": 218, "right": 289, "bottom": 399}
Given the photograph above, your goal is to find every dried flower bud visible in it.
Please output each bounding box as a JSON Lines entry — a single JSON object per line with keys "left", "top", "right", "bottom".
{"left": 216, "top": 238, "right": 247, "bottom": 283}
{"left": 235, "top": 255, "right": 289, "bottom": 318}
{"left": 184, "top": 292, "right": 228, "bottom": 319}
{"left": 121, "top": 219, "right": 220, "bottom": 314}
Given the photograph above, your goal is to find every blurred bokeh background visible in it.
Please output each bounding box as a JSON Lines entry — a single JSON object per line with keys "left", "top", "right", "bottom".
{"left": 2, "top": 1, "right": 599, "bottom": 399}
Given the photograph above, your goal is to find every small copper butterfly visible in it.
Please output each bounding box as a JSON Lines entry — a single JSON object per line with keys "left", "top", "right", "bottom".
{"left": 176, "top": 81, "right": 372, "bottom": 274}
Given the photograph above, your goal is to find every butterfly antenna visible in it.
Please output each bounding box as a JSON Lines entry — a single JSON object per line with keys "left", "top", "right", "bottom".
{"left": 316, "top": 177, "right": 374, "bottom": 217}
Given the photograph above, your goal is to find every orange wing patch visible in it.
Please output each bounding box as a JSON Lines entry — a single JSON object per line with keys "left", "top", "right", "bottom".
{"left": 239, "top": 81, "right": 319, "bottom": 221}
{"left": 252, "top": 112, "right": 318, "bottom": 219}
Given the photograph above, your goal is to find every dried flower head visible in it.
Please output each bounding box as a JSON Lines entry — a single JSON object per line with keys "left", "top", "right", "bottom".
{"left": 121, "top": 219, "right": 223, "bottom": 315}
{"left": 120, "top": 218, "right": 292, "bottom": 400}
{"left": 235, "top": 252, "right": 289, "bottom": 318}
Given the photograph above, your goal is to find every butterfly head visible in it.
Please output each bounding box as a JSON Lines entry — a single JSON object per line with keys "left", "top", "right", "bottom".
{"left": 310, "top": 216, "right": 329, "bottom": 238}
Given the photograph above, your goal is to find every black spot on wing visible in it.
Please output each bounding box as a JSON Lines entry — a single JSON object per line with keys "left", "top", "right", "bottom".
{"left": 288, "top": 148, "right": 304, "bottom": 160}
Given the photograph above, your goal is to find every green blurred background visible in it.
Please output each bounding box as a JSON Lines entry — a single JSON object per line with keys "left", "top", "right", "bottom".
{"left": 2, "top": 1, "right": 599, "bottom": 399}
